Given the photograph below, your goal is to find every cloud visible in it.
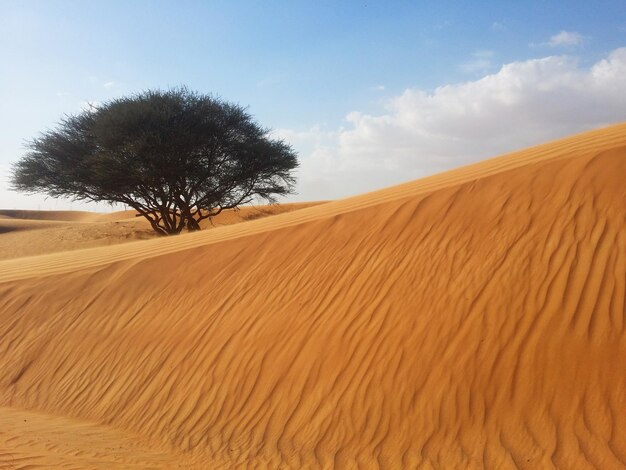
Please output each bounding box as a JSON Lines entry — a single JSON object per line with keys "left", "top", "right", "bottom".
{"left": 546, "top": 31, "right": 586, "bottom": 47}
{"left": 103, "top": 81, "right": 116, "bottom": 89}
{"left": 371, "top": 84, "right": 385, "bottom": 91}
{"left": 285, "top": 48, "right": 626, "bottom": 201}
{"left": 459, "top": 50, "right": 494, "bottom": 74}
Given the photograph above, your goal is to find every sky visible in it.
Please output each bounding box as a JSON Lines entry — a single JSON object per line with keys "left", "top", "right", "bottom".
{"left": 1, "top": 0, "right": 625, "bottom": 210}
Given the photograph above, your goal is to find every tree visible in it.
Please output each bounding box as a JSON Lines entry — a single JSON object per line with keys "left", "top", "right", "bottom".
{"left": 11, "top": 88, "right": 298, "bottom": 235}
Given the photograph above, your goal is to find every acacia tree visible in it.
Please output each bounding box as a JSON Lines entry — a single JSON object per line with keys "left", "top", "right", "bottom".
{"left": 11, "top": 88, "right": 298, "bottom": 235}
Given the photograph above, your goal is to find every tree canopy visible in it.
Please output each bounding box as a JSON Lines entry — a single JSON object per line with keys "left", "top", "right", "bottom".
{"left": 11, "top": 88, "right": 299, "bottom": 235}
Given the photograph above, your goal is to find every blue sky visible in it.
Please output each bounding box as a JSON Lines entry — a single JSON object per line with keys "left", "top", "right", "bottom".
{"left": 1, "top": 0, "right": 625, "bottom": 209}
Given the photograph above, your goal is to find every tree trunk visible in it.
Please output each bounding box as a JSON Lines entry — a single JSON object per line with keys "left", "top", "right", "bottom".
{"left": 186, "top": 217, "right": 201, "bottom": 232}
{"left": 134, "top": 207, "right": 182, "bottom": 236}
{"left": 148, "top": 219, "right": 169, "bottom": 236}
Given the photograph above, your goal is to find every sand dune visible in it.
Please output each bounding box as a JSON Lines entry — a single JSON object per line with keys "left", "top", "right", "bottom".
{"left": 0, "top": 123, "right": 625, "bottom": 468}
{"left": 0, "top": 203, "right": 322, "bottom": 260}
{"left": 0, "top": 406, "right": 197, "bottom": 469}
{"left": 0, "top": 209, "right": 100, "bottom": 222}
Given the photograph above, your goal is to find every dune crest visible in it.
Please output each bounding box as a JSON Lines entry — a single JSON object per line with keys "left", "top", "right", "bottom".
{"left": 0, "top": 202, "right": 323, "bottom": 261}
{"left": 1, "top": 123, "right": 625, "bottom": 468}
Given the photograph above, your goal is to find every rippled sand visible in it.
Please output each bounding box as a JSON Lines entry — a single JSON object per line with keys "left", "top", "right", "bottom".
{"left": 1, "top": 123, "right": 625, "bottom": 468}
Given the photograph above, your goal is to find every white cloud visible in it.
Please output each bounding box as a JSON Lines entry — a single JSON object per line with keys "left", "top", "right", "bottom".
{"left": 547, "top": 30, "right": 586, "bottom": 47}
{"left": 103, "top": 81, "right": 116, "bottom": 89}
{"left": 460, "top": 50, "right": 495, "bottom": 74}
{"left": 286, "top": 48, "right": 626, "bottom": 201}
{"left": 372, "top": 85, "right": 386, "bottom": 91}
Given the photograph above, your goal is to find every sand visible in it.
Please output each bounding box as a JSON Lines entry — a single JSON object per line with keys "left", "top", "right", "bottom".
{"left": 0, "top": 203, "right": 322, "bottom": 260}
{"left": 0, "top": 123, "right": 625, "bottom": 468}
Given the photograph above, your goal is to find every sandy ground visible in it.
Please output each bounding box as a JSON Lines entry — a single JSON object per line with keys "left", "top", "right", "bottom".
{"left": 0, "top": 203, "right": 323, "bottom": 260}
{"left": 0, "top": 123, "right": 625, "bottom": 468}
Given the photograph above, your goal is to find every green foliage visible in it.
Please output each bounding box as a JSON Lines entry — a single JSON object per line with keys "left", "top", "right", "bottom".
{"left": 12, "top": 88, "right": 298, "bottom": 235}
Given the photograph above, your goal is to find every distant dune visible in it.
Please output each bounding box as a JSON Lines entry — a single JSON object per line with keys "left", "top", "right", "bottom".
{"left": 0, "top": 202, "right": 322, "bottom": 260}
{"left": 0, "top": 123, "right": 625, "bottom": 468}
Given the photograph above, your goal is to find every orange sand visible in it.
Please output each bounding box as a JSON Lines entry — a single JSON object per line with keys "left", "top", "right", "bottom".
{"left": 0, "top": 123, "right": 625, "bottom": 468}
{"left": 0, "top": 203, "right": 322, "bottom": 260}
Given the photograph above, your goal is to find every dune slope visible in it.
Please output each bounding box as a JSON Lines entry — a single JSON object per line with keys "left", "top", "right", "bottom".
{"left": 0, "top": 123, "right": 625, "bottom": 468}
{"left": 0, "top": 202, "right": 322, "bottom": 260}
{"left": 0, "top": 406, "right": 197, "bottom": 469}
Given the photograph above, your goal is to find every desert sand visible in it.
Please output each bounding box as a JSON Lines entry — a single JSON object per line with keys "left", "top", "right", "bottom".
{"left": 0, "top": 203, "right": 322, "bottom": 261}
{"left": 0, "top": 123, "right": 625, "bottom": 468}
